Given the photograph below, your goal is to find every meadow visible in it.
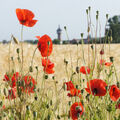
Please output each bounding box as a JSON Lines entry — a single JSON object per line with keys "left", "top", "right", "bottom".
{"left": 0, "top": 8, "right": 120, "bottom": 120}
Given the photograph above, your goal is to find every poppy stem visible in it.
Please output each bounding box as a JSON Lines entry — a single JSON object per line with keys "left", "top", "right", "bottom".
{"left": 31, "top": 47, "right": 38, "bottom": 68}
{"left": 21, "top": 25, "right": 24, "bottom": 74}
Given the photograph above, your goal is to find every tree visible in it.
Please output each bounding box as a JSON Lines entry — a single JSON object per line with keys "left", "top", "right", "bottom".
{"left": 107, "top": 15, "right": 120, "bottom": 43}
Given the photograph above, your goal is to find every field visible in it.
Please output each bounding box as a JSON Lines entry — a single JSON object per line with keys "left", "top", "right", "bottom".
{"left": 0, "top": 43, "right": 120, "bottom": 120}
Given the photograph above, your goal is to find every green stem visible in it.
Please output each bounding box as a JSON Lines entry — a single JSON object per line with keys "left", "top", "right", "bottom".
{"left": 21, "top": 25, "right": 24, "bottom": 74}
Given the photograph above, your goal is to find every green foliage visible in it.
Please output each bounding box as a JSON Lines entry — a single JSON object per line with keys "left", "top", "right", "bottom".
{"left": 52, "top": 39, "right": 60, "bottom": 44}
{"left": 108, "top": 15, "right": 120, "bottom": 43}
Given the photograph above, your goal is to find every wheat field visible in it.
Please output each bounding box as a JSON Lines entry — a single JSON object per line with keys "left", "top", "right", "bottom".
{"left": 0, "top": 43, "right": 120, "bottom": 88}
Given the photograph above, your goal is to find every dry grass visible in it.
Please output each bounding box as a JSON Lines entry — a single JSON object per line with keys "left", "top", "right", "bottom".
{"left": 0, "top": 43, "right": 120, "bottom": 85}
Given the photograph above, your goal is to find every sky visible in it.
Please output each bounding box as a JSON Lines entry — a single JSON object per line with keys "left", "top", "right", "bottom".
{"left": 0, "top": 0, "right": 120, "bottom": 41}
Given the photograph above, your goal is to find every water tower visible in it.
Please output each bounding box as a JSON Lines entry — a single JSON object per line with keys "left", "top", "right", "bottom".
{"left": 57, "top": 25, "right": 62, "bottom": 44}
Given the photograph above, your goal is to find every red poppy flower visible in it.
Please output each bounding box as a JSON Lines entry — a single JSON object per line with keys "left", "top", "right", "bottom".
{"left": 22, "top": 76, "right": 37, "bottom": 94}
{"left": 36, "top": 35, "right": 53, "bottom": 57}
{"left": 105, "top": 62, "right": 112, "bottom": 66}
{"left": 85, "top": 79, "right": 107, "bottom": 96}
{"left": 21, "top": 76, "right": 37, "bottom": 94}
{"left": 70, "top": 102, "right": 84, "bottom": 120}
{"left": 100, "top": 59, "right": 105, "bottom": 65}
{"left": 109, "top": 85, "right": 120, "bottom": 101}
{"left": 67, "top": 88, "right": 81, "bottom": 98}
{"left": 3, "top": 72, "right": 20, "bottom": 88}
{"left": 16, "top": 8, "right": 37, "bottom": 27}
{"left": 64, "top": 81, "right": 75, "bottom": 91}
{"left": 8, "top": 88, "right": 16, "bottom": 99}
{"left": 80, "top": 66, "right": 90, "bottom": 74}
{"left": 2, "top": 105, "right": 5, "bottom": 109}
{"left": 42, "top": 58, "right": 54, "bottom": 74}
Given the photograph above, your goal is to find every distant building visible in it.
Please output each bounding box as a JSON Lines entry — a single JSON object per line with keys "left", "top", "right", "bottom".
{"left": 57, "top": 25, "right": 62, "bottom": 44}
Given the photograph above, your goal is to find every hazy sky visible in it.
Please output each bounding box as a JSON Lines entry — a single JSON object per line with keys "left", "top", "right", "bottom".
{"left": 0, "top": 0, "right": 120, "bottom": 41}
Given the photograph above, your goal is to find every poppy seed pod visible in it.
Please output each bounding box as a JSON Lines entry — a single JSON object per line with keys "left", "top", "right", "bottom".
{"left": 106, "top": 14, "right": 109, "bottom": 19}
{"left": 86, "top": 9, "right": 88, "bottom": 14}
{"left": 110, "top": 56, "right": 114, "bottom": 62}
{"left": 81, "top": 33, "right": 84, "bottom": 38}
{"left": 57, "top": 115, "right": 61, "bottom": 119}
{"left": 91, "top": 45, "right": 94, "bottom": 49}
{"left": 29, "top": 66, "right": 33, "bottom": 72}
{"left": 16, "top": 48, "right": 20, "bottom": 54}
{"left": 64, "top": 26, "right": 67, "bottom": 30}
{"left": 26, "top": 105, "right": 30, "bottom": 111}
{"left": 88, "top": 6, "right": 91, "bottom": 11}
{"left": 68, "top": 101, "right": 71, "bottom": 106}
{"left": 35, "top": 66, "right": 38, "bottom": 71}
{"left": 50, "top": 100, "right": 52, "bottom": 106}
{"left": 44, "top": 74, "right": 48, "bottom": 79}
{"left": 76, "top": 66, "right": 79, "bottom": 73}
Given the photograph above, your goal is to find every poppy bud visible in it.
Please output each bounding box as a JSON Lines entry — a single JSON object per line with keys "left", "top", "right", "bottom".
{"left": 3, "top": 88, "right": 7, "bottom": 96}
{"left": 86, "top": 94, "right": 90, "bottom": 101}
{"left": 64, "top": 26, "right": 67, "bottom": 30}
{"left": 91, "top": 45, "right": 94, "bottom": 49}
{"left": 81, "top": 89, "right": 84, "bottom": 94}
{"left": 16, "top": 48, "right": 20, "bottom": 54}
{"left": 37, "top": 88, "right": 40, "bottom": 92}
{"left": 81, "top": 33, "right": 84, "bottom": 38}
{"left": 68, "top": 101, "right": 71, "bottom": 106}
{"left": 34, "top": 95, "right": 38, "bottom": 101}
{"left": 57, "top": 115, "right": 61, "bottom": 119}
{"left": 96, "top": 15, "right": 98, "bottom": 20}
{"left": 76, "top": 66, "right": 79, "bottom": 73}
{"left": 46, "top": 104, "right": 49, "bottom": 109}
{"left": 11, "top": 57, "right": 14, "bottom": 61}
{"left": 50, "top": 100, "right": 52, "bottom": 105}
{"left": 12, "top": 35, "right": 19, "bottom": 44}
{"left": 44, "top": 74, "right": 48, "bottom": 79}
{"left": 52, "top": 76, "right": 55, "bottom": 80}
{"left": 35, "top": 66, "right": 38, "bottom": 71}
{"left": 100, "top": 49, "right": 104, "bottom": 55}
{"left": 86, "top": 9, "right": 88, "bottom": 14}
{"left": 96, "top": 11, "right": 99, "bottom": 15}
{"left": 105, "top": 86, "right": 108, "bottom": 91}
{"left": 0, "top": 101, "right": 3, "bottom": 107}
{"left": 110, "top": 56, "right": 114, "bottom": 63}
{"left": 64, "top": 59, "right": 68, "bottom": 65}
{"left": 83, "top": 79, "right": 85, "bottom": 82}
{"left": 29, "top": 66, "right": 33, "bottom": 72}
{"left": 106, "top": 14, "right": 109, "bottom": 19}
{"left": 107, "top": 104, "right": 112, "bottom": 112}
{"left": 26, "top": 105, "right": 30, "bottom": 111}
{"left": 56, "top": 81, "right": 58, "bottom": 84}
{"left": 76, "top": 85, "right": 79, "bottom": 89}
{"left": 88, "top": 6, "right": 91, "bottom": 11}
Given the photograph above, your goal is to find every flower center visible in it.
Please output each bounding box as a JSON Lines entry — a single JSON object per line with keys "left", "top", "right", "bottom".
{"left": 93, "top": 88, "right": 98, "bottom": 95}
